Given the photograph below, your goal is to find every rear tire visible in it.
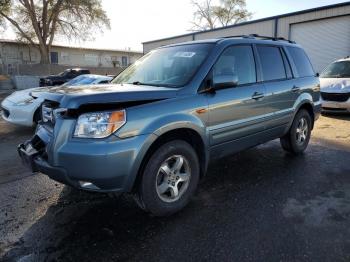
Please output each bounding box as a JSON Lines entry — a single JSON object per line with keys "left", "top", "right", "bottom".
{"left": 280, "top": 109, "right": 312, "bottom": 155}
{"left": 135, "top": 140, "right": 200, "bottom": 216}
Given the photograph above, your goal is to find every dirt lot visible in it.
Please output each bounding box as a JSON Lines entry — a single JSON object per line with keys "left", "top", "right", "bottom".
{"left": 0, "top": 109, "right": 349, "bottom": 261}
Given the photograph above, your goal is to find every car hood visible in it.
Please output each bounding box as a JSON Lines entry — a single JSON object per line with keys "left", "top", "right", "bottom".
{"left": 5, "top": 87, "right": 49, "bottom": 103}
{"left": 31, "top": 84, "right": 178, "bottom": 109}
{"left": 320, "top": 78, "right": 350, "bottom": 93}
{"left": 41, "top": 75, "right": 62, "bottom": 80}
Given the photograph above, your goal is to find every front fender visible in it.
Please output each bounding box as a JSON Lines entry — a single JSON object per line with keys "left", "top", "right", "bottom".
{"left": 147, "top": 113, "right": 207, "bottom": 139}
{"left": 123, "top": 113, "right": 209, "bottom": 190}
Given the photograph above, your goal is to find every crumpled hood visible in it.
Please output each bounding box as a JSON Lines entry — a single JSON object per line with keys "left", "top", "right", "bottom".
{"left": 320, "top": 78, "right": 350, "bottom": 93}
{"left": 6, "top": 87, "right": 49, "bottom": 103}
{"left": 31, "top": 83, "right": 178, "bottom": 109}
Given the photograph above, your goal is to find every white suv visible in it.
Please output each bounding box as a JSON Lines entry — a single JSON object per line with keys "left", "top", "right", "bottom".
{"left": 320, "top": 56, "right": 350, "bottom": 113}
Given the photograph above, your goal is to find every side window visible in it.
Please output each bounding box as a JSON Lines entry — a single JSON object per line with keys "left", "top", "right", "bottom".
{"left": 213, "top": 45, "right": 256, "bottom": 86}
{"left": 287, "top": 47, "right": 314, "bottom": 77}
{"left": 257, "top": 46, "right": 286, "bottom": 81}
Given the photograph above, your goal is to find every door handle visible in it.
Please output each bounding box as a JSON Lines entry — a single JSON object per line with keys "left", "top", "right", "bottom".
{"left": 292, "top": 85, "right": 301, "bottom": 92}
{"left": 252, "top": 92, "right": 264, "bottom": 100}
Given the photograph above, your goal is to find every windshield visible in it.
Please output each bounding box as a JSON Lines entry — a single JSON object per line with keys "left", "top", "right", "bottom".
{"left": 62, "top": 75, "right": 97, "bottom": 86}
{"left": 321, "top": 61, "right": 350, "bottom": 78}
{"left": 112, "top": 43, "right": 214, "bottom": 87}
{"left": 58, "top": 70, "right": 70, "bottom": 77}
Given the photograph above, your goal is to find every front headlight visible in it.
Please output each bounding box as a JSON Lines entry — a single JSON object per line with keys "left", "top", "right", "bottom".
{"left": 73, "top": 110, "right": 126, "bottom": 138}
{"left": 15, "top": 97, "right": 34, "bottom": 106}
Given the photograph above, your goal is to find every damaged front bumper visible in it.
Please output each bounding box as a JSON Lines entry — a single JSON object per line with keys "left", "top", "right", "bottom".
{"left": 18, "top": 135, "right": 78, "bottom": 188}
{"left": 18, "top": 122, "right": 157, "bottom": 193}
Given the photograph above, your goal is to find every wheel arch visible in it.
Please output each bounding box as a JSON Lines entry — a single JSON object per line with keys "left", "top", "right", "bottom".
{"left": 130, "top": 127, "right": 209, "bottom": 193}
{"left": 292, "top": 93, "right": 316, "bottom": 129}
{"left": 295, "top": 101, "right": 315, "bottom": 129}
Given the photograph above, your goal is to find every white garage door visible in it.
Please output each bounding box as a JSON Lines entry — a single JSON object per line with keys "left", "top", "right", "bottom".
{"left": 290, "top": 16, "right": 350, "bottom": 73}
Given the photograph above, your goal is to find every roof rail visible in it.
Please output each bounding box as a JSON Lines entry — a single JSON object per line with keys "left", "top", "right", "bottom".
{"left": 220, "top": 34, "right": 296, "bottom": 44}
{"left": 220, "top": 34, "right": 254, "bottom": 39}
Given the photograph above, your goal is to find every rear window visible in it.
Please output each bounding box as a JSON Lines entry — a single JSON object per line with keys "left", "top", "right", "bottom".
{"left": 257, "top": 46, "right": 286, "bottom": 81}
{"left": 287, "top": 47, "right": 314, "bottom": 77}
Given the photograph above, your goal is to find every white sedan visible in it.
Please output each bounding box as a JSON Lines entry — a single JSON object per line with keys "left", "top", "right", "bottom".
{"left": 320, "top": 56, "right": 350, "bottom": 113}
{"left": 1, "top": 74, "right": 112, "bottom": 126}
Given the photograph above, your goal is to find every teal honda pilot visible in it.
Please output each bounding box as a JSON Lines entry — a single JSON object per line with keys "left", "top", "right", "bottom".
{"left": 18, "top": 35, "right": 321, "bottom": 216}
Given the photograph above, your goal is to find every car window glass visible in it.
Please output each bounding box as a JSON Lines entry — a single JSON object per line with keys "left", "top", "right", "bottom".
{"left": 287, "top": 47, "right": 314, "bottom": 77}
{"left": 213, "top": 45, "right": 256, "bottom": 85}
{"left": 112, "top": 44, "right": 213, "bottom": 88}
{"left": 321, "top": 61, "right": 350, "bottom": 78}
{"left": 257, "top": 46, "right": 286, "bottom": 81}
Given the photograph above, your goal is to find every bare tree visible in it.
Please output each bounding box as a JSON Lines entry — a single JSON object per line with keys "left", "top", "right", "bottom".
{"left": 191, "top": 0, "right": 217, "bottom": 31}
{"left": 0, "top": 0, "right": 110, "bottom": 64}
{"left": 191, "top": 0, "right": 251, "bottom": 31}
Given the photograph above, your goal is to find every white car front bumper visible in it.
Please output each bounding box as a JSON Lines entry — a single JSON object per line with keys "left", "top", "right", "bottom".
{"left": 1, "top": 98, "right": 40, "bottom": 126}
{"left": 321, "top": 97, "right": 350, "bottom": 113}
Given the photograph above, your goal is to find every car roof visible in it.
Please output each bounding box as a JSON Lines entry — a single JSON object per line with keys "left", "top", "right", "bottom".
{"left": 66, "top": 68, "right": 90, "bottom": 71}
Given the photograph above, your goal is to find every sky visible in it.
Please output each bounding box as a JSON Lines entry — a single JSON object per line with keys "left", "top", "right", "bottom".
{"left": 1, "top": 0, "right": 347, "bottom": 51}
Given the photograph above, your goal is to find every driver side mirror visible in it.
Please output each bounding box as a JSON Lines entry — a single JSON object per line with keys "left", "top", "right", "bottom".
{"left": 213, "top": 74, "right": 238, "bottom": 90}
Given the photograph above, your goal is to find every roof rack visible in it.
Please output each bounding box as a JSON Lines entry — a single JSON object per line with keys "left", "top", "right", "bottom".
{"left": 220, "top": 34, "right": 296, "bottom": 44}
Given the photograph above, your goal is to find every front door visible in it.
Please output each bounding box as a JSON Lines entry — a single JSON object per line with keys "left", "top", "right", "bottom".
{"left": 207, "top": 45, "right": 267, "bottom": 158}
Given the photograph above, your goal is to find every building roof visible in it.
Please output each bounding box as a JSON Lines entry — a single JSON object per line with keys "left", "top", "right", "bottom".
{"left": 142, "top": 1, "right": 350, "bottom": 44}
{"left": 0, "top": 38, "right": 142, "bottom": 54}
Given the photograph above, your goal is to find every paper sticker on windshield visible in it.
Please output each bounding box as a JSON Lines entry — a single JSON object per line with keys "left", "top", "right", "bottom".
{"left": 174, "top": 52, "right": 196, "bottom": 58}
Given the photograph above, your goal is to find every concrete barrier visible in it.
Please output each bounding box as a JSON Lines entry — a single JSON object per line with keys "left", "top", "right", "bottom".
{"left": 12, "top": 76, "right": 40, "bottom": 90}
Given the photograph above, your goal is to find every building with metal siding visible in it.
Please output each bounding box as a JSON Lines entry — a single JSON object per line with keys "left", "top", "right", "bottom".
{"left": 142, "top": 2, "right": 350, "bottom": 72}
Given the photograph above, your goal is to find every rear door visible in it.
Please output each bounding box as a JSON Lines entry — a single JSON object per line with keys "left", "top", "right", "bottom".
{"left": 256, "top": 45, "right": 295, "bottom": 129}
{"left": 207, "top": 45, "right": 267, "bottom": 157}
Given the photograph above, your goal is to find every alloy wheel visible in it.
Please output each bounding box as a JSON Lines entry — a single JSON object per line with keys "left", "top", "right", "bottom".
{"left": 296, "top": 117, "right": 308, "bottom": 145}
{"left": 155, "top": 155, "right": 191, "bottom": 203}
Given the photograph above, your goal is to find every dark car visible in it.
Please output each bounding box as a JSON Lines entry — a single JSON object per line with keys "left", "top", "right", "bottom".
{"left": 39, "top": 68, "right": 90, "bottom": 87}
{"left": 19, "top": 35, "right": 321, "bottom": 216}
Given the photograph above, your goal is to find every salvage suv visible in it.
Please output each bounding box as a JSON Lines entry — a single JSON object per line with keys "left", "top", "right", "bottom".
{"left": 18, "top": 35, "right": 321, "bottom": 216}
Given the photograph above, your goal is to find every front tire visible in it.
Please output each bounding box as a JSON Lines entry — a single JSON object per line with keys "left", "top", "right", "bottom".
{"left": 280, "top": 109, "right": 312, "bottom": 155}
{"left": 33, "top": 108, "right": 41, "bottom": 125}
{"left": 136, "top": 140, "right": 200, "bottom": 216}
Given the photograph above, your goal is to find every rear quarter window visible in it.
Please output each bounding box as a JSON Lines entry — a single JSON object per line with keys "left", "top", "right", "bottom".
{"left": 287, "top": 47, "right": 314, "bottom": 77}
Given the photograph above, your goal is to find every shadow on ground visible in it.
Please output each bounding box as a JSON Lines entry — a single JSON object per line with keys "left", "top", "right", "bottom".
{"left": 321, "top": 112, "right": 350, "bottom": 121}
{"left": 2, "top": 138, "right": 350, "bottom": 261}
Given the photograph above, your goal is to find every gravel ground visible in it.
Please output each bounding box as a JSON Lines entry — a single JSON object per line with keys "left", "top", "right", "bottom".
{"left": 0, "top": 110, "right": 349, "bottom": 261}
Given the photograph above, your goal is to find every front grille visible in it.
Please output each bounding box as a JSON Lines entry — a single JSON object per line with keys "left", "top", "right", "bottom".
{"left": 42, "top": 104, "right": 54, "bottom": 123}
{"left": 321, "top": 92, "right": 350, "bottom": 102}
{"left": 39, "top": 79, "right": 46, "bottom": 87}
{"left": 40, "top": 101, "right": 59, "bottom": 127}
{"left": 1, "top": 107, "right": 10, "bottom": 118}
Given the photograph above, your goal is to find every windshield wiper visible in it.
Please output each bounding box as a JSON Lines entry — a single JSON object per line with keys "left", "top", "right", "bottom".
{"left": 129, "top": 81, "right": 162, "bottom": 87}
{"left": 131, "top": 81, "right": 145, "bottom": 85}
{"left": 128, "top": 81, "right": 177, "bottom": 88}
